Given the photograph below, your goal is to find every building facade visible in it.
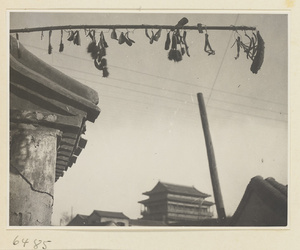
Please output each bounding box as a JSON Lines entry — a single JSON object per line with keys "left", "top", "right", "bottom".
{"left": 68, "top": 210, "right": 130, "bottom": 226}
{"left": 139, "top": 181, "right": 214, "bottom": 224}
{"left": 9, "top": 36, "right": 100, "bottom": 226}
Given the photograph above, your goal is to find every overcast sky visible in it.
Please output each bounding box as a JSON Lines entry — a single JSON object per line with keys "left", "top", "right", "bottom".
{"left": 10, "top": 12, "right": 288, "bottom": 225}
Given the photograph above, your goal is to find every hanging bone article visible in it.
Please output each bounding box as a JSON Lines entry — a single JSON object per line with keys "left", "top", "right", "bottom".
{"left": 232, "top": 30, "right": 265, "bottom": 74}
{"left": 204, "top": 33, "right": 215, "bottom": 56}
{"left": 87, "top": 30, "right": 110, "bottom": 77}
{"left": 59, "top": 30, "right": 64, "bottom": 52}
{"left": 48, "top": 30, "right": 53, "bottom": 55}
{"left": 250, "top": 31, "right": 264, "bottom": 74}
{"left": 15, "top": 18, "right": 264, "bottom": 76}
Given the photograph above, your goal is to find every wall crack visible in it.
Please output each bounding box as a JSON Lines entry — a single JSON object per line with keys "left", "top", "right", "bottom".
{"left": 10, "top": 164, "right": 54, "bottom": 206}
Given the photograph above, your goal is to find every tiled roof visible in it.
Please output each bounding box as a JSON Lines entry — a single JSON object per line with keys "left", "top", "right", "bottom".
{"left": 10, "top": 36, "right": 100, "bottom": 181}
{"left": 143, "top": 181, "right": 211, "bottom": 198}
{"left": 67, "top": 214, "right": 88, "bottom": 226}
{"left": 230, "top": 176, "right": 287, "bottom": 226}
{"left": 77, "top": 214, "right": 88, "bottom": 220}
{"left": 93, "top": 210, "right": 129, "bottom": 219}
{"left": 10, "top": 36, "right": 99, "bottom": 107}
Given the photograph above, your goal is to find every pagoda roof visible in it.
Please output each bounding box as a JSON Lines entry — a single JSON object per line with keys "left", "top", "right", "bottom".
{"left": 139, "top": 196, "right": 214, "bottom": 206}
{"left": 142, "top": 181, "right": 211, "bottom": 198}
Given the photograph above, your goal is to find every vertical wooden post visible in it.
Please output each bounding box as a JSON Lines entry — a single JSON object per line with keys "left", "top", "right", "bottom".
{"left": 197, "top": 93, "right": 226, "bottom": 221}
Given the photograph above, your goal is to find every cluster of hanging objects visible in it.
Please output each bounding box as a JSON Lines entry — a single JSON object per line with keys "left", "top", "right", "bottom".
{"left": 11, "top": 17, "right": 265, "bottom": 77}
{"left": 230, "top": 30, "right": 265, "bottom": 74}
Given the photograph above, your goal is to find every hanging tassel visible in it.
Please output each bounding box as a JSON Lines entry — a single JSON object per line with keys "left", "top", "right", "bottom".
{"left": 94, "top": 58, "right": 103, "bottom": 70}
{"left": 73, "top": 30, "right": 81, "bottom": 46}
{"left": 168, "top": 33, "right": 177, "bottom": 61}
{"left": 180, "top": 43, "right": 185, "bottom": 56}
{"left": 241, "top": 32, "right": 257, "bottom": 60}
{"left": 168, "top": 50, "right": 176, "bottom": 61}
{"left": 100, "top": 58, "right": 109, "bottom": 77}
{"left": 118, "top": 32, "right": 126, "bottom": 44}
{"left": 100, "top": 31, "right": 109, "bottom": 48}
{"left": 145, "top": 29, "right": 151, "bottom": 40}
{"left": 67, "top": 30, "right": 75, "bottom": 41}
{"left": 87, "top": 30, "right": 99, "bottom": 59}
{"left": 87, "top": 41, "right": 98, "bottom": 59}
{"left": 125, "top": 32, "right": 135, "bottom": 46}
{"left": 48, "top": 30, "right": 53, "bottom": 55}
{"left": 250, "top": 31, "right": 265, "bottom": 74}
{"left": 168, "top": 32, "right": 182, "bottom": 62}
{"left": 150, "top": 30, "right": 155, "bottom": 44}
{"left": 103, "top": 67, "right": 109, "bottom": 78}
{"left": 204, "top": 33, "right": 215, "bottom": 56}
{"left": 174, "top": 33, "right": 182, "bottom": 62}
{"left": 154, "top": 28, "right": 162, "bottom": 41}
{"left": 59, "top": 30, "right": 64, "bottom": 52}
{"left": 235, "top": 36, "right": 241, "bottom": 59}
{"left": 231, "top": 35, "right": 241, "bottom": 60}
{"left": 182, "top": 31, "right": 190, "bottom": 57}
{"left": 99, "top": 46, "right": 106, "bottom": 58}
{"left": 124, "top": 32, "right": 132, "bottom": 46}
{"left": 87, "top": 30, "right": 95, "bottom": 40}
{"left": 111, "top": 29, "right": 118, "bottom": 40}
{"left": 176, "top": 31, "right": 181, "bottom": 44}
{"left": 100, "top": 58, "right": 107, "bottom": 68}
{"left": 174, "top": 50, "right": 182, "bottom": 62}
{"left": 16, "top": 33, "right": 21, "bottom": 58}
{"left": 165, "top": 32, "right": 171, "bottom": 50}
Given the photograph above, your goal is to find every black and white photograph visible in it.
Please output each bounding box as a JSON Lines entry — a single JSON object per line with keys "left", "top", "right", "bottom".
{"left": 8, "top": 11, "right": 288, "bottom": 229}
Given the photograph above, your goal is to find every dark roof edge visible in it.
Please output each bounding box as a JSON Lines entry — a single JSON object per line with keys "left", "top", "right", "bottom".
{"left": 10, "top": 56, "right": 100, "bottom": 122}
{"left": 10, "top": 35, "right": 99, "bottom": 105}
{"left": 92, "top": 210, "right": 130, "bottom": 219}
{"left": 265, "top": 177, "right": 288, "bottom": 196}
{"left": 230, "top": 176, "right": 287, "bottom": 225}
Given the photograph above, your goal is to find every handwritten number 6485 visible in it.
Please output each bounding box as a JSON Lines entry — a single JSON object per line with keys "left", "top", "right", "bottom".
{"left": 12, "top": 236, "right": 51, "bottom": 249}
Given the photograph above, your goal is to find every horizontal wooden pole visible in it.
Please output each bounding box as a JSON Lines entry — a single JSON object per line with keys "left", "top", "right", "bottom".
{"left": 10, "top": 24, "right": 256, "bottom": 34}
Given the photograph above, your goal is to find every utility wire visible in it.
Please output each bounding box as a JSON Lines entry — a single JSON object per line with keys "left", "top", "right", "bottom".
{"left": 54, "top": 64, "right": 287, "bottom": 116}
{"left": 97, "top": 91, "right": 287, "bottom": 124}
{"left": 207, "top": 14, "right": 239, "bottom": 104}
{"left": 75, "top": 76, "right": 287, "bottom": 123}
{"left": 21, "top": 43, "right": 286, "bottom": 107}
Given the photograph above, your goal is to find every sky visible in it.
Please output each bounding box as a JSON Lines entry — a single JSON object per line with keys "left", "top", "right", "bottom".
{"left": 9, "top": 12, "right": 288, "bottom": 225}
